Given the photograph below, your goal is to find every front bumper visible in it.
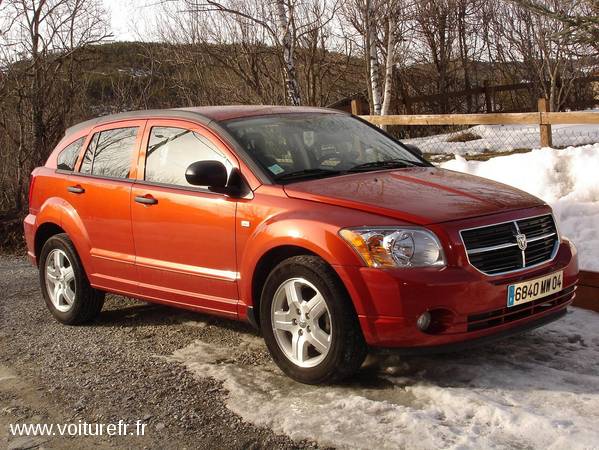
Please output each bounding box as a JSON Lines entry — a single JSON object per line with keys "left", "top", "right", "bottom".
{"left": 335, "top": 239, "right": 578, "bottom": 348}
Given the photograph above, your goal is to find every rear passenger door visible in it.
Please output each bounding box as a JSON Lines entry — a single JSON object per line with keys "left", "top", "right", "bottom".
{"left": 68, "top": 120, "right": 146, "bottom": 295}
{"left": 131, "top": 120, "right": 239, "bottom": 317}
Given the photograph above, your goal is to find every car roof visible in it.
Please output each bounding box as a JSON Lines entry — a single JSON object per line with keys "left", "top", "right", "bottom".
{"left": 64, "top": 105, "right": 344, "bottom": 138}
{"left": 179, "top": 105, "right": 342, "bottom": 121}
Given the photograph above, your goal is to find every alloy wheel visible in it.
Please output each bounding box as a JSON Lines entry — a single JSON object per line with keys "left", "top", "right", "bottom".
{"left": 45, "top": 249, "right": 76, "bottom": 313}
{"left": 271, "top": 277, "right": 332, "bottom": 368}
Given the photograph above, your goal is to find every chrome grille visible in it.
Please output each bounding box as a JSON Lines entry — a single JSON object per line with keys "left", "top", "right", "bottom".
{"left": 461, "top": 214, "right": 559, "bottom": 275}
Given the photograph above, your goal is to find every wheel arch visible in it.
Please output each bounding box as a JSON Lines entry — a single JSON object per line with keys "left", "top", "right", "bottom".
{"left": 248, "top": 245, "right": 358, "bottom": 329}
{"left": 35, "top": 197, "right": 93, "bottom": 274}
{"left": 34, "top": 222, "right": 66, "bottom": 265}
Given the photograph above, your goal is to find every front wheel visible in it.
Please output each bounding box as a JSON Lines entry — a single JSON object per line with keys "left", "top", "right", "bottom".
{"left": 260, "top": 255, "right": 367, "bottom": 384}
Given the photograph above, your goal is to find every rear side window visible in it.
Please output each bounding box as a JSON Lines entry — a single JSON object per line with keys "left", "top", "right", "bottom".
{"left": 56, "top": 137, "right": 85, "bottom": 171}
{"left": 145, "top": 127, "right": 232, "bottom": 187}
{"left": 79, "top": 127, "right": 138, "bottom": 179}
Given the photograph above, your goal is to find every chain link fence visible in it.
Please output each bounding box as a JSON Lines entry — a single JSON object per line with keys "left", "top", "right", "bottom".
{"left": 365, "top": 109, "right": 599, "bottom": 163}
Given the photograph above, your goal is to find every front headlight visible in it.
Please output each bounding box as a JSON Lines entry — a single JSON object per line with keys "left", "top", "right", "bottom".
{"left": 339, "top": 227, "right": 446, "bottom": 268}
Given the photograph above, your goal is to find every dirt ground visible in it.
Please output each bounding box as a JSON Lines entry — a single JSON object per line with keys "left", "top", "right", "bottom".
{"left": 0, "top": 255, "right": 319, "bottom": 449}
{"left": 3, "top": 253, "right": 598, "bottom": 450}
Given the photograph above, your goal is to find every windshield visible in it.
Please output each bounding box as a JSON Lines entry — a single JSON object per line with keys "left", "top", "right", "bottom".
{"left": 223, "top": 114, "right": 426, "bottom": 183}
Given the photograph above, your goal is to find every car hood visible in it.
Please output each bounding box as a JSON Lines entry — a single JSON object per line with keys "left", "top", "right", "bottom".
{"left": 283, "top": 167, "right": 544, "bottom": 225}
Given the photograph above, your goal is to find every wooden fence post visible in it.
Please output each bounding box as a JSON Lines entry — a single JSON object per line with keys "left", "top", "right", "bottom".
{"left": 351, "top": 99, "right": 363, "bottom": 115}
{"left": 538, "top": 98, "right": 553, "bottom": 147}
{"left": 575, "top": 271, "right": 599, "bottom": 312}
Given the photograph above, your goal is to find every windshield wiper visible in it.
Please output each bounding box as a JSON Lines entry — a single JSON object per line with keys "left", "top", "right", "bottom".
{"left": 348, "top": 158, "right": 423, "bottom": 172}
{"left": 275, "top": 168, "right": 342, "bottom": 182}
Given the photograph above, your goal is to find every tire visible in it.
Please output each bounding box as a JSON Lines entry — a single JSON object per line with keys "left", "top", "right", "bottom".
{"left": 39, "top": 233, "right": 105, "bottom": 325}
{"left": 260, "top": 255, "right": 367, "bottom": 384}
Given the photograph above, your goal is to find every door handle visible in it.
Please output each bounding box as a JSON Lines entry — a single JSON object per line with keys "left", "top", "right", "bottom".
{"left": 135, "top": 195, "right": 158, "bottom": 205}
{"left": 67, "top": 185, "right": 85, "bottom": 194}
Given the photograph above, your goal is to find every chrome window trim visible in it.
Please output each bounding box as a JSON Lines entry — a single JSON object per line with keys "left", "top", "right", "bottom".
{"left": 459, "top": 213, "right": 561, "bottom": 277}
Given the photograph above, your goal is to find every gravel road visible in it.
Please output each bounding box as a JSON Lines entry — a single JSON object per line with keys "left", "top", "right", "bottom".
{"left": 3, "top": 253, "right": 598, "bottom": 450}
{"left": 0, "top": 255, "right": 319, "bottom": 450}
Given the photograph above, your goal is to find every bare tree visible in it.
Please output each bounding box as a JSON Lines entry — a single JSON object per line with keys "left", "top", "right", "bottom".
{"left": 342, "top": 0, "right": 409, "bottom": 116}
{"left": 380, "top": 12, "right": 395, "bottom": 116}
{"left": 510, "top": 0, "right": 599, "bottom": 54}
{"left": 274, "top": 0, "right": 301, "bottom": 105}
{"left": 366, "top": 0, "right": 382, "bottom": 114}
{"left": 156, "top": 0, "right": 286, "bottom": 105}
{"left": 0, "top": 0, "right": 109, "bottom": 211}
{"left": 181, "top": 0, "right": 304, "bottom": 105}
{"left": 455, "top": 0, "right": 486, "bottom": 112}
{"left": 490, "top": 0, "right": 594, "bottom": 111}
{"left": 413, "top": 0, "right": 458, "bottom": 113}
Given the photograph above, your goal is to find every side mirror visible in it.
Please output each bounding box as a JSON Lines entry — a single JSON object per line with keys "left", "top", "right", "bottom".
{"left": 404, "top": 144, "right": 423, "bottom": 158}
{"left": 185, "top": 160, "right": 228, "bottom": 188}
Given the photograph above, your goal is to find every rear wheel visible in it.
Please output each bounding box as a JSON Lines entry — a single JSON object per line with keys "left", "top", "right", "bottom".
{"left": 260, "top": 255, "right": 367, "bottom": 384}
{"left": 39, "top": 233, "right": 104, "bottom": 325}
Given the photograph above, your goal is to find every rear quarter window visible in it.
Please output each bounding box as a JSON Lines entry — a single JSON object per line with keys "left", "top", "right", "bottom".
{"left": 79, "top": 127, "right": 138, "bottom": 178}
{"left": 56, "top": 137, "right": 85, "bottom": 171}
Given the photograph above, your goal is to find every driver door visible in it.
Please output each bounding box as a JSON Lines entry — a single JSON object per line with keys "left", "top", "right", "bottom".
{"left": 131, "top": 119, "right": 239, "bottom": 317}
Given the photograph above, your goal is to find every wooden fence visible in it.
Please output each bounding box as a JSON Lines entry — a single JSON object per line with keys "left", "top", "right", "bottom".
{"left": 577, "top": 272, "right": 599, "bottom": 313}
{"left": 332, "top": 75, "right": 599, "bottom": 115}
{"left": 357, "top": 98, "right": 599, "bottom": 148}
{"left": 359, "top": 99, "right": 599, "bottom": 312}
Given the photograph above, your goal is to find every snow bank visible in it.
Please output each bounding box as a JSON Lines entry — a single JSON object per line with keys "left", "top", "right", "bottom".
{"left": 173, "top": 308, "right": 599, "bottom": 449}
{"left": 405, "top": 116, "right": 599, "bottom": 155}
{"left": 440, "top": 144, "right": 599, "bottom": 271}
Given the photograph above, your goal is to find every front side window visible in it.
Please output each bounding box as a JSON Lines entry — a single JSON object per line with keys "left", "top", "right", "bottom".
{"left": 223, "top": 114, "right": 426, "bottom": 183}
{"left": 145, "top": 126, "right": 232, "bottom": 188}
{"left": 57, "top": 137, "right": 85, "bottom": 171}
{"left": 79, "top": 127, "right": 138, "bottom": 178}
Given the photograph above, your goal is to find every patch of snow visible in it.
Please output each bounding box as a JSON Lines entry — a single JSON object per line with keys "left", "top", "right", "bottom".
{"left": 173, "top": 308, "right": 599, "bottom": 449}
{"left": 440, "top": 143, "right": 599, "bottom": 271}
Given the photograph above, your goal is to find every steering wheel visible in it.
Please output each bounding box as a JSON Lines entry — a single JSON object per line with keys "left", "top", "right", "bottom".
{"left": 317, "top": 151, "right": 347, "bottom": 167}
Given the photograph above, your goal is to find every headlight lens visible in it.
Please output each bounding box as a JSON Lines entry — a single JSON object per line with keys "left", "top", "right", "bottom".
{"left": 339, "top": 227, "right": 446, "bottom": 268}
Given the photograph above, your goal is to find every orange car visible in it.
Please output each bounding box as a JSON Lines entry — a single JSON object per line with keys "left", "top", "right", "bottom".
{"left": 24, "top": 106, "right": 578, "bottom": 383}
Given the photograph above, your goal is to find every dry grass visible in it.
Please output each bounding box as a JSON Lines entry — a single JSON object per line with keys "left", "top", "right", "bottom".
{"left": 426, "top": 147, "right": 534, "bottom": 163}
{"left": 446, "top": 131, "right": 483, "bottom": 143}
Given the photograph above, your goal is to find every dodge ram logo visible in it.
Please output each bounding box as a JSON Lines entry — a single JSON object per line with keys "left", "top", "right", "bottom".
{"left": 516, "top": 233, "right": 528, "bottom": 251}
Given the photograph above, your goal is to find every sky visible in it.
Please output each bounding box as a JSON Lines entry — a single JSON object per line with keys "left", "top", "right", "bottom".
{"left": 102, "top": 0, "right": 157, "bottom": 41}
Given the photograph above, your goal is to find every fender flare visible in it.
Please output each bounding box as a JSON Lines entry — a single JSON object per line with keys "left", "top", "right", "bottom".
{"left": 237, "top": 215, "right": 364, "bottom": 315}
{"left": 35, "top": 197, "right": 94, "bottom": 275}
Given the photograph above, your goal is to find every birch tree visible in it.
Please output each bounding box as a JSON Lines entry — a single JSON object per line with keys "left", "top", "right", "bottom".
{"left": 183, "top": 0, "right": 303, "bottom": 105}
{"left": 343, "top": 0, "right": 406, "bottom": 116}
{"left": 274, "top": 0, "right": 301, "bottom": 105}
{"left": 367, "top": 0, "right": 382, "bottom": 114}
{"left": 380, "top": 13, "right": 395, "bottom": 116}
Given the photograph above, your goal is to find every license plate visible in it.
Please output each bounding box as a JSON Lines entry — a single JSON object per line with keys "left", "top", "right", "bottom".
{"left": 507, "top": 271, "right": 563, "bottom": 307}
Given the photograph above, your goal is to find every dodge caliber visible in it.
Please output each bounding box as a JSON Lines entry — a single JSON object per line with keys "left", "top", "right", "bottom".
{"left": 24, "top": 106, "right": 579, "bottom": 384}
